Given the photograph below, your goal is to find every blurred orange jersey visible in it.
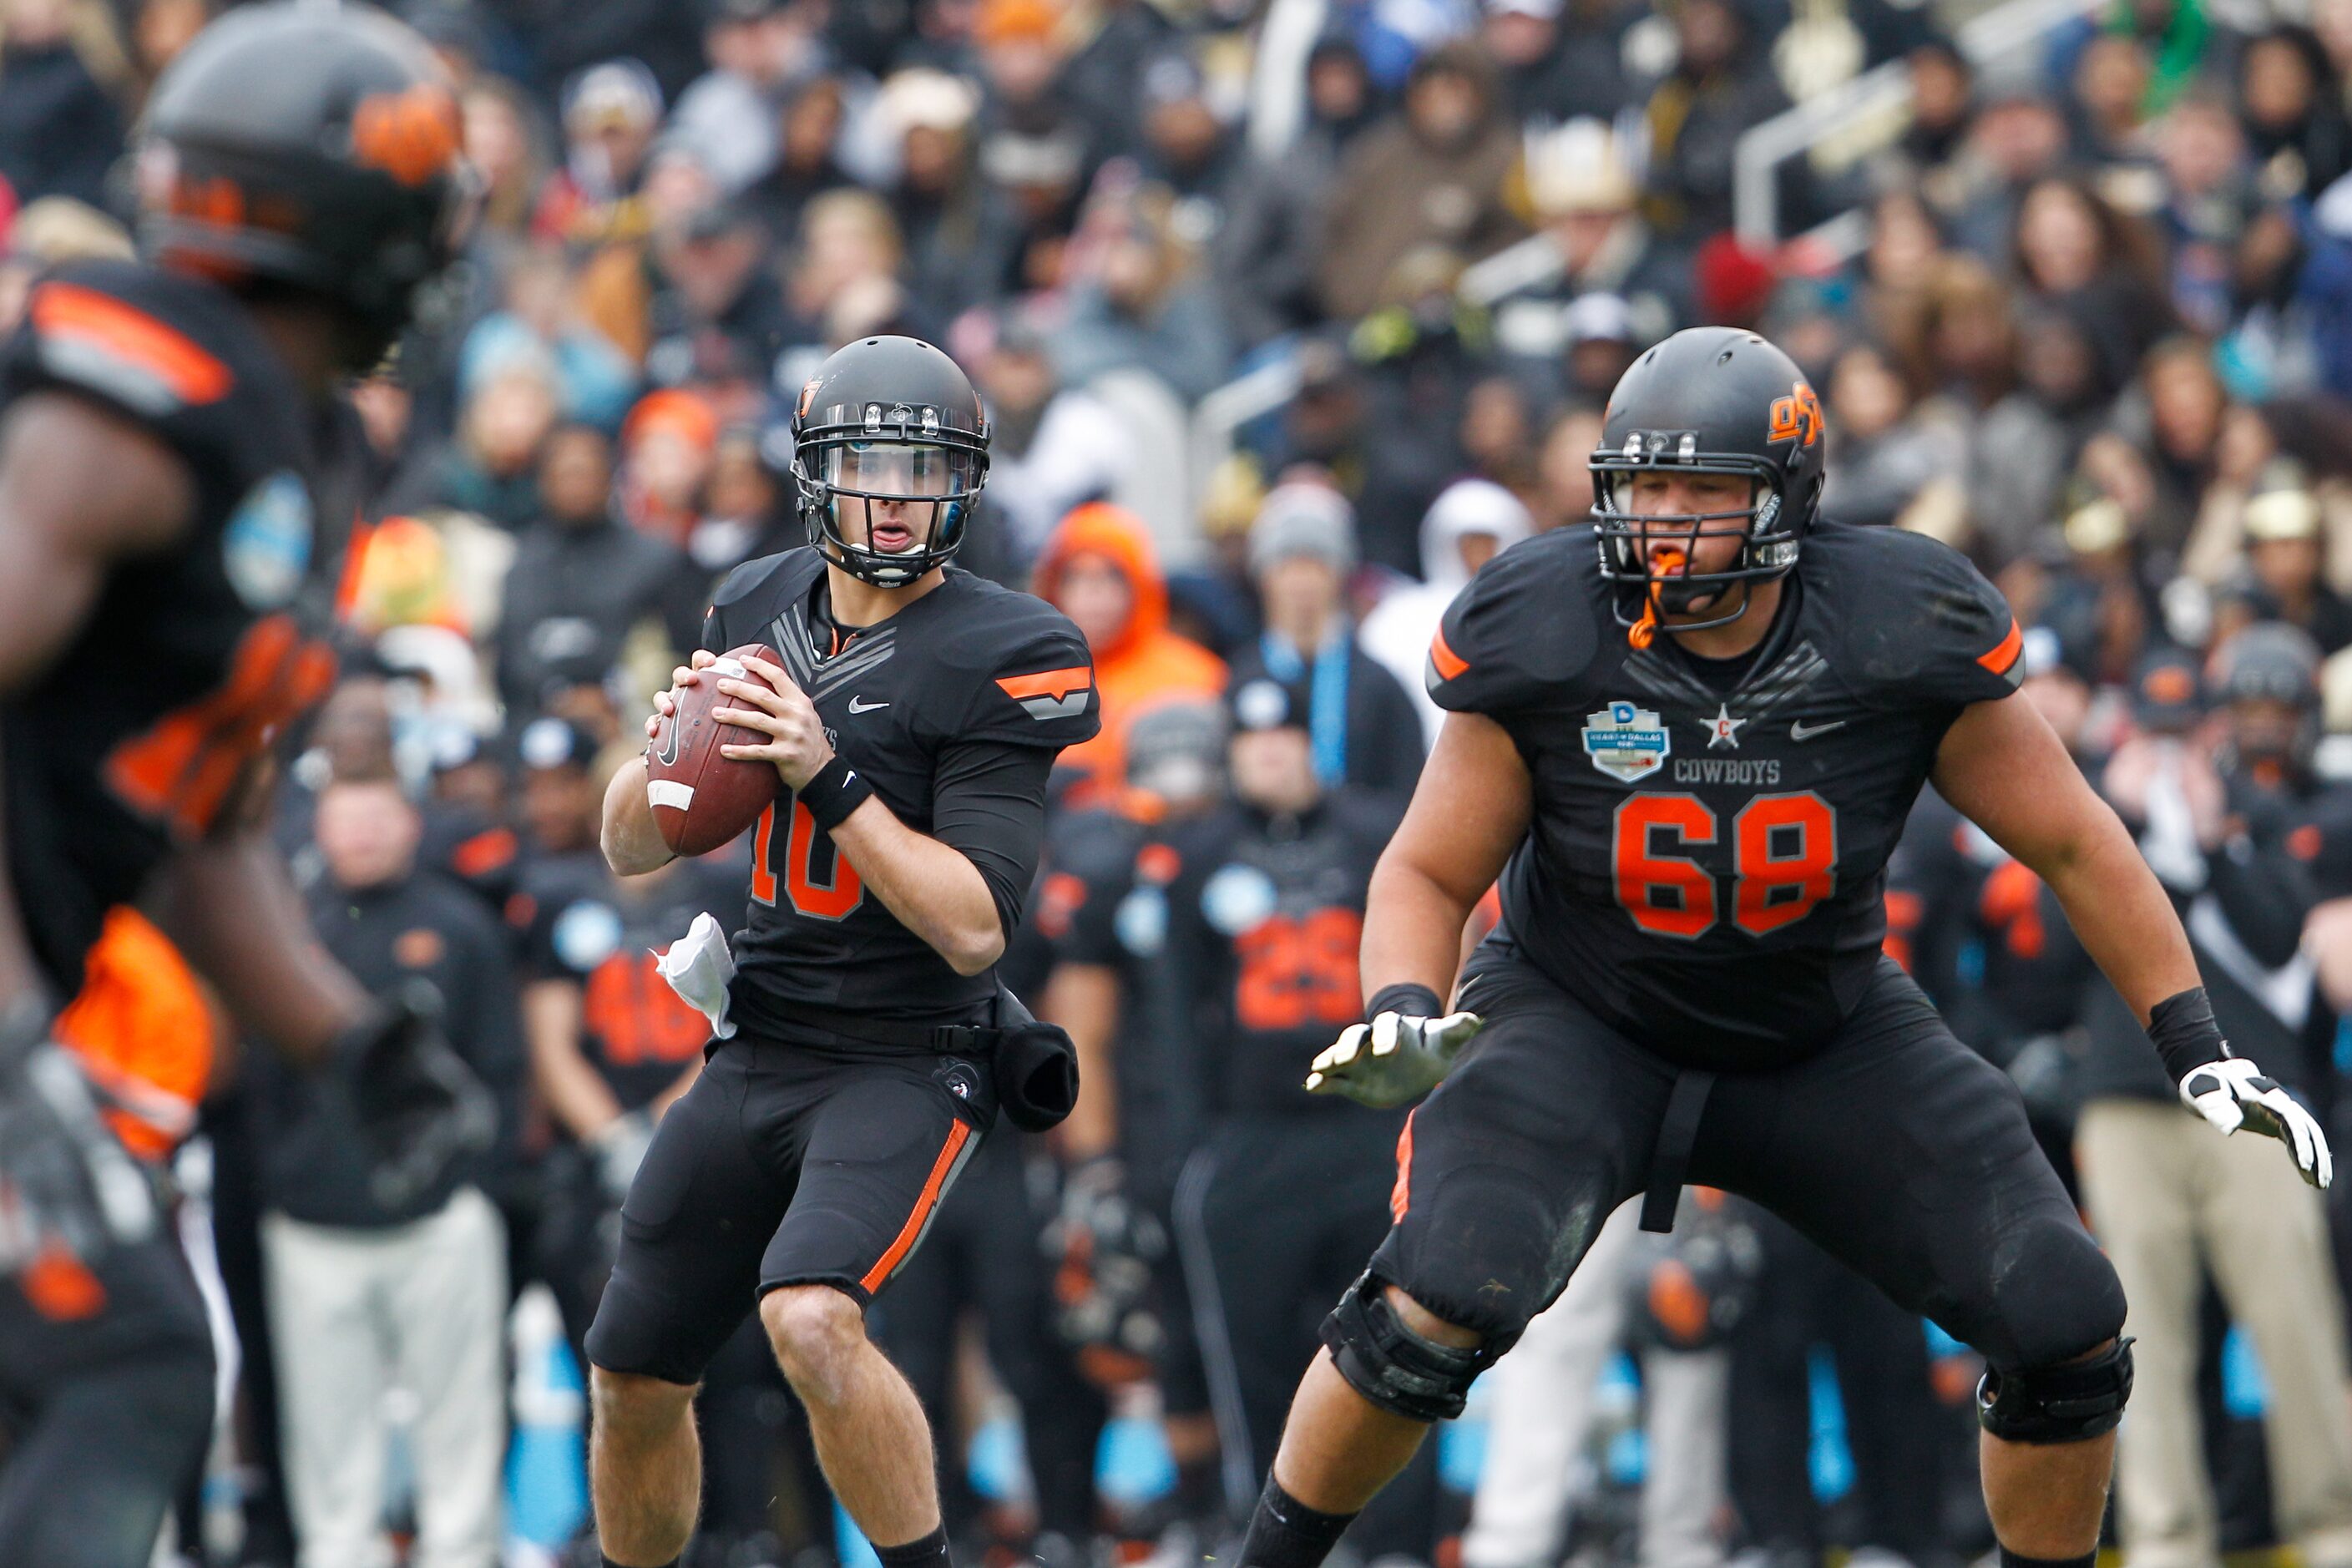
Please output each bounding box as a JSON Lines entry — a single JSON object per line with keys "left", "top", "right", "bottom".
{"left": 53, "top": 907, "right": 216, "bottom": 1161}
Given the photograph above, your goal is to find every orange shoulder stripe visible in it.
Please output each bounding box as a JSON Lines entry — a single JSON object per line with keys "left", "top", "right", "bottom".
{"left": 997, "top": 665, "right": 1093, "bottom": 701}
{"left": 1429, "top": 625, "right": 1469, "bottom": 681}
{"left": 30, "top": 281, "right": 234, "bottom": 405}
{"left": 1977, "top": 617, "right": 2024, "bottom": 676}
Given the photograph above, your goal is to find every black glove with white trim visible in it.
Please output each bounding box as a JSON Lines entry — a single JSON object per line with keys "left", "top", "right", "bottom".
{"left": 2152, "top": 987, "right": 2332, "bottom": 1189}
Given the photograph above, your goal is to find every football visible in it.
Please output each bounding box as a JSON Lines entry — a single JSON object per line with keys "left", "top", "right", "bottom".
{"left": 646, "top": 643, "right": 784, "bottom": 856}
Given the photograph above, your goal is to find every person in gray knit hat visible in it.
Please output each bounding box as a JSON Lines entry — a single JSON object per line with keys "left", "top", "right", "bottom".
{"left": 1228, "top": 483, "right": 1426, "bottom": 807}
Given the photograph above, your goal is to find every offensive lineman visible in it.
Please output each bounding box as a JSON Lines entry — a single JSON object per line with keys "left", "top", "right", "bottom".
{"left": 589, "top": 336, "right": 1100, "bottom": 1568}
{"left": 1262, "top": 328, "right": 2334, "bottom": 1568}
{"left": 0, "top": 8, "right": 483, "bottom": 1565}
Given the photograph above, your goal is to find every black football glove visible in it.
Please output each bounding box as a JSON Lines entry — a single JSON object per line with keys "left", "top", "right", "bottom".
{"left": 0, "top": 999, "right": 159, "bottom": 1277}
{"left": 331, "top": 999, "right": 496, "bottom": 1211}
{"left": 2151, "top": 987, "right": 2333, "bottom": 1190}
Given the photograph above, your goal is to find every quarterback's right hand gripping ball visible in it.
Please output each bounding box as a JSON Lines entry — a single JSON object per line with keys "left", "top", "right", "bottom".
{"left": 1306, "top": 1009, "right": 1484, "bottom": 1109}
{"left": 2179, "top": 1056, "right": 2334, "bottom": 1189}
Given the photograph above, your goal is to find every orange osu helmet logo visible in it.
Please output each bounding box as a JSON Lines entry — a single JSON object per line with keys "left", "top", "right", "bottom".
{"left": 1768, "top": 381, "right": 1823, "bottom": 448}
{"left": 351, "top": 83, "right": 462, "bottom": 188}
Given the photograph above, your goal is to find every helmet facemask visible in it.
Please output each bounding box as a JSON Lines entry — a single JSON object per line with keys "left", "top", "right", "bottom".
{"left": 1591, "top": 440, "right": 1803, "bottom": 645}
{"left": 794, "top": 408, "right": 988, "bottom": 588}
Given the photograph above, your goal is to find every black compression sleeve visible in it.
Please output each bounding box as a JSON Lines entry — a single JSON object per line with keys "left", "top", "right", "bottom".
{"left": 930, "top": 738, "right": 1057, "bottom": 940}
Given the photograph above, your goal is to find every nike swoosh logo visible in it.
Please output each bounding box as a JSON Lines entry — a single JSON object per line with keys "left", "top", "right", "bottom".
{"left": 1789, "top": 718, "right": 1848, "bottom": 741}
{"left": 847, "top": 696, "right": 890, "bottom": 714}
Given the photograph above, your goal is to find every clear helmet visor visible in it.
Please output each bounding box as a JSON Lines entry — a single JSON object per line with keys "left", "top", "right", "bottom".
{"left": 817, "top": 439, "right": 981, "bottom": 500}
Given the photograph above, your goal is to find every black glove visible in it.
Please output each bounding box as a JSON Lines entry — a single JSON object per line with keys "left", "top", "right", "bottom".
{"left": 331, "top": 999, "right": 496, "bottom": 1211}
{"left": 0, "top": 999, "right": 159, "bottom": 1278}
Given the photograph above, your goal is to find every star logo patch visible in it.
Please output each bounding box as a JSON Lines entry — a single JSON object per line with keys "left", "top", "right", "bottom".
{"left": 1705, "top": 704, "right": 1746, "bottom": 750}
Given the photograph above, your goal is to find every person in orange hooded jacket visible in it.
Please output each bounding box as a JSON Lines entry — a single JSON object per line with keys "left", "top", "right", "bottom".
{"left": 1031, "top": 502, "right": 1227, "bottom": 809}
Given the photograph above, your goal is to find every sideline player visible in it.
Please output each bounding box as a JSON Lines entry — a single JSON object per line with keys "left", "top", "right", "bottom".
{"left": 1257, "top": 327, "right": 2333, "bottom": 1568}
{"left": 0, "top": 8, "right": 482, "bottom": 1565}
{"left": 588, "top": 336, "right": 1100, "bottom": 1568}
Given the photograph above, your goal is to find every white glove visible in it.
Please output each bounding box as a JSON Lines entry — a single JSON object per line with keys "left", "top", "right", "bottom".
{"left": 2179, "top": 1056, "right": 2334, "bottom": 1189}
{"left": 1305, "top": 1009, "right": 1483, "bottom": 1109}
{"left": 594, "top": 1110, "right": 655, "bottom": 1202}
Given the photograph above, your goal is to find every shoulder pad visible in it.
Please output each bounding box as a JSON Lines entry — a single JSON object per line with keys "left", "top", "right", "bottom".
{"left": 1427, "top": 529, "right": 1601, "bottom": 716}
{"left": 14, "top": 263, "right": 240, "bottom": 417}
{"left": 710, "top": 549, "right": 812, "bottom": 614}
{"left": 1812, "top": 524, "right": 2021, "bottom": 706}
{"left": 1, "top": 260, "right": 298, "bottom": 503}
{"left": 702, "top": 549, "right": 813, "bottom": 652}
{"left": 939, "top": 581, "right": 1103, "bottom": 749}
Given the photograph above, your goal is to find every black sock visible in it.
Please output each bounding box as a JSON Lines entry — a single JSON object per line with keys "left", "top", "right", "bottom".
{"left": 1237, "top": 1475, "right": 1358, "bottom": 1568}
{"left": 874, "top": 1524, "right": 953, "bottom": 1568}
{"left": 1997, "top": 1546, "right": 2096, "bottom": 1568}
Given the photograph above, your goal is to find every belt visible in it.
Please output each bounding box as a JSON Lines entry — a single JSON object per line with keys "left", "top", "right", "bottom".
{"left": 736, "top": 1000, "right": 994, "bottom": 1055}
{"left": 1638, "top": 1069, "right": 1716, "bottom": 1234}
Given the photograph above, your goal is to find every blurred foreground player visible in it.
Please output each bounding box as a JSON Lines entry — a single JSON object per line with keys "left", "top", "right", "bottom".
{"left": 1264, "top": 328, "right": 2333, "bottom": 1568}
{"left": 589, "top": 336, "right": 1100, "bottom": 1568}
{"left": 0, "top": 7, "right": 483, "bottom": 1565}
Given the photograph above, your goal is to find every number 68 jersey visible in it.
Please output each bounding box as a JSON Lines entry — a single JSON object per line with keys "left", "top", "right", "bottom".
{"left": 1430, "top": 520, "right": 2024, "bottom": 1070}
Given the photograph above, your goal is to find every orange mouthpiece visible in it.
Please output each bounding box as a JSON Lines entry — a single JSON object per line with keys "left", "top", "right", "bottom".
{"left": 1629, "top": 547, "right": 1687, "bottom": 650}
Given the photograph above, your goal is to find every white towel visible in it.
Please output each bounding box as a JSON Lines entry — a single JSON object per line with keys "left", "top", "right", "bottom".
{"left": 655, "top": 911, "right": 737, "bottom": 1040}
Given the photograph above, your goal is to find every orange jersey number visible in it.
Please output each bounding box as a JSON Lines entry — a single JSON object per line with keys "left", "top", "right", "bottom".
{"left": 750, "top": 797, "right": 866, "bottom": 920}
{"left": 1613, "top": 791, "right": 1838, "bottom": 940}
{"left": 583, "top": 949, "right": 711, "bottom": 1067}
{"left": 1235, "top": 907, "right": 1364, "bottom": 1030}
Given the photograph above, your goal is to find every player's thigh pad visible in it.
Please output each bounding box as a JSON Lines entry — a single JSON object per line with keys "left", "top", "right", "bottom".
{"left": 1368, "top": 962, "right": 1670, "bottom": 1349}
{"left": 1697, "top": 959, "right": 2125, "bottom": 1374}
{"left": 757, "top": 1058, "right": 988, "bottom": 1306}
{"left": 586, "top": 1050, "right": 792, "bottom": 1386}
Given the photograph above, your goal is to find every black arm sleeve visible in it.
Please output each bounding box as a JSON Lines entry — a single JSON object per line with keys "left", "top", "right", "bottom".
{"left": 930, "top": 738, "right": 1059, "bottom": 941}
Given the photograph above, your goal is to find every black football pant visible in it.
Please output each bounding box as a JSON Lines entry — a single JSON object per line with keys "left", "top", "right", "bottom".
{"left": 873, "top": 1130, "right": 1108, "bottom": 1541}
{"left": 1176, "top": 1111, "right": 1443, "bottom": 1560}
{"left": 1727, "top": 1205, "right": 1945, "bottom": 1563}
{"left": 0, "top": 1239, "right": 215, "bottom": 1568}
{"left": 1374, "top": 948, "right": 2127, "bottom": 1375}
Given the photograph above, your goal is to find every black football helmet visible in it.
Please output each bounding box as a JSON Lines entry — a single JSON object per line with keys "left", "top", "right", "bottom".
{"left": 1591, "top": 327, "right": 1828, "bottom": 637}
{"left": 791, "top": 336, "right": 990, "bottom": 588}
{"left": 134, "top": 3, "right": 474, "bottom": 367}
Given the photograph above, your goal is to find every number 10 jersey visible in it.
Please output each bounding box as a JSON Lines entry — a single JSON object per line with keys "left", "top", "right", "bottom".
{"left": 699, "top": 548, "right": 1098, "bottom": 1034}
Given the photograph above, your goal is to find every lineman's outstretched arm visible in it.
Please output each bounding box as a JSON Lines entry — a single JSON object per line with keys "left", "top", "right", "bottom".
{"left": 1935, "top": 691, "right": 2329, "bottom": 1185}
{"left": 1308, "top": 711, "right": 1532, "bottom": 1106}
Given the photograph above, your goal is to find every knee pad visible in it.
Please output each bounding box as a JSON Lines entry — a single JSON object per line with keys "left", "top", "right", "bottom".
{"left": 1318, "top": 1272, "right": 1494, "bottom": 1424}
{"left": 1976, "top": 1336, "right": 2134, "bottom": 1444}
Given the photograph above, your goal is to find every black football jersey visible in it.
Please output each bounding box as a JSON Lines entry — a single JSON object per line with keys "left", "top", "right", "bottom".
{"left": 700, "top": 549, "right": 1100, "bottom": 1028}
{"left": 0, "top": 260, "right": 364, "bottom": 992}
{"left": 1163, "top": 792, "right": 1400, "bottom": 1118}
{"left": 1430, "top": 521, "right": 2024, "bottom": 1069}
{"left": 518, "top": 849, "right": 743, "bottom": 1109}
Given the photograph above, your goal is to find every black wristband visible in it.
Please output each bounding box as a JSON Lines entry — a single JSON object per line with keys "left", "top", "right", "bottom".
{"left": 797, "top": 754, "right": 874, "bottom": 832}
{"left": 2148, "top": 986, "right": 2232, "bottom": 1083}
{"left": 1368, "top": 983, "right": 1445, "bottom": 1022}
